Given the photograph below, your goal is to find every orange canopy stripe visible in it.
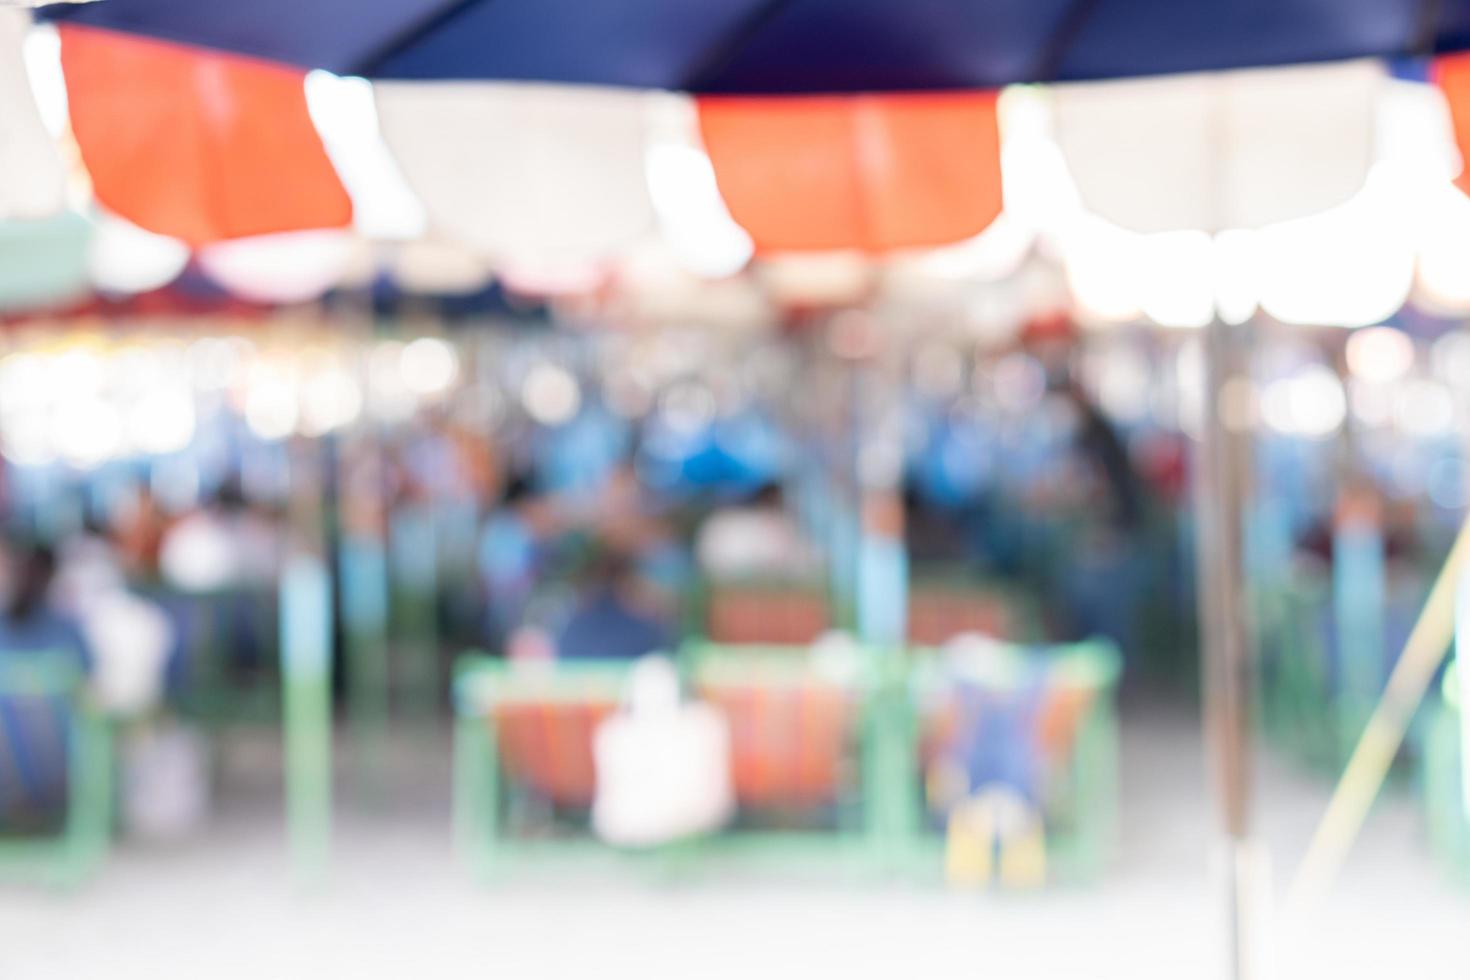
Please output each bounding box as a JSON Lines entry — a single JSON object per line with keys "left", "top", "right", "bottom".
{"left": 58, "top": 25, "right": 352, "bottom": 246}
{"left": 697, "top": 91, "right": 1002, "bottom": 254}
{"left": 1436, "top": 53, "right": 1470, "bottom": 196}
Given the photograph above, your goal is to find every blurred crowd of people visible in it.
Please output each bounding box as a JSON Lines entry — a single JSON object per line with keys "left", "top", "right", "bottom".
{"left": 0, "top": 354, "right": 1440, "bottom": 707}
{"left": 0, "top": 325, "right": 1451, "bottom": 849}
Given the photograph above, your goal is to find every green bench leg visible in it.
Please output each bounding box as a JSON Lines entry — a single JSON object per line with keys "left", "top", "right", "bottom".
{"left": 454, "top": 708, "right": 499, "bottom": 881}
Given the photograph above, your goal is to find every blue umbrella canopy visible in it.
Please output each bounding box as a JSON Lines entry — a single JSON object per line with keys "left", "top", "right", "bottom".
{"left": 39, "top": 0, "right": 1470, "bottom": 91}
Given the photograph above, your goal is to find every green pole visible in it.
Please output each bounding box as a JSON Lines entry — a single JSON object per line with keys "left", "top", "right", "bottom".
{"left": 281, "top": 552, "right": 333, "bottom": 883}
{"left": 845, "top": 327, "right": 918, "bottom": 867}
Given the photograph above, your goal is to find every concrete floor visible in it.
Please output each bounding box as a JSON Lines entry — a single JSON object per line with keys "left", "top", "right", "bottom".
{"left": 1, "top": 706, "right": 1465, "bottom": 980}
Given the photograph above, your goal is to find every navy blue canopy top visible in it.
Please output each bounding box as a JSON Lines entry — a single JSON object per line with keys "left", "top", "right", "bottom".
{"left": 40, "top": 0, "right": 1470, "bottom": 92}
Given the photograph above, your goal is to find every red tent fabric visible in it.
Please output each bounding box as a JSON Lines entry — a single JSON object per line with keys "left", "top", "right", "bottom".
{"left": 697, "top": 91, "right": 1002, "bottom": 254}
{"left": 59, "top": 25, "right": 352, "bottom": 246}
{"left": 1435, "top": 52, "right": 1470, "bottom": 196}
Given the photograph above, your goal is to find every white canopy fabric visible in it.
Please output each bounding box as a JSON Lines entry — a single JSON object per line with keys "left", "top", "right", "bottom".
{"left": 1253, "top": 168, "right": 1416, "bottom": 328}
{"left": 197, "top": 230, "right": 366, "bottom": 305}
{"left": 611, "top": 240, "right": 771, "bottom": 333}
{"left": 758, "top": 252, "right": 874, "bottom": 308}
{"left": 87, "top": 212, "right": 189, "bottom": 295}
{"left": 375, "top": 82, "right": 657, "bottom": 272}
{"left": 303, "top": 69, "right": 427, "bottom": 242}
{"left": 1052, "top": 60, "right": 1385, "bottom": 234}
{"left": 643, "top": 94, "right": 753, "bottom": 279}
{"left": 389, "top": 239, "right": 493, "bottom": 296}
{"left": 0, "top": 10, "right": 67, "bottom": 221}
{"left": 1377, "top": 77, "right": 1470, "bottom": 315}
{"left": 1415, "top": 182, "right": 1470, "bottom": 314}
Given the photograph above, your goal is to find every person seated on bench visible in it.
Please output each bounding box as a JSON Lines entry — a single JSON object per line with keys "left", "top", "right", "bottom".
{"left": 0, "top": 539, "right": 93, "bottom": 827}
{"left": 556, "top": 549, "right": 672, "bottom": 661}
{"left": 0, "top": 540, "right": 90, "bottom": 673}
{"left": 696, "top": 481, "right": 819, "bottom": 581}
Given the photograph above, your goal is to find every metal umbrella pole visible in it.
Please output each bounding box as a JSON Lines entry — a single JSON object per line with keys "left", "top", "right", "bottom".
{"left": 1188, "top": 75, "right": 1269, "bottom": 973}
{"left": 1195, "top": 310, "right": 1265, "bottom": 979}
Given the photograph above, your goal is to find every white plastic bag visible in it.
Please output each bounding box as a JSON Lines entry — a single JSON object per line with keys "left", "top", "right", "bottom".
{"left": 121, "top": 722, "right": 210, "bottom": 841}
{"left": 592, "top": 656, "right": 733, "bottom": 848}
{"left": 84, "top": 592, "right": 173, "bottom": 715}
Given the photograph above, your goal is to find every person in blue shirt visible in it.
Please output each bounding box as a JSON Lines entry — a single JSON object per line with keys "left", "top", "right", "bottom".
{"left": 478, "top": 473, "right": 560, "bottom": 651}
{"left": 0, "top": 540, "right": 92, "bottom": 824}
{"left": 555, "top": 548, "right": 673, "bottom": 661}
{"left": 0, "top": 541, "right": 91, "bottom": 671}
